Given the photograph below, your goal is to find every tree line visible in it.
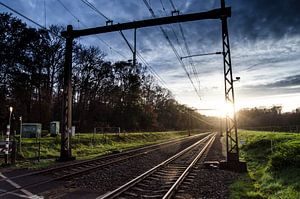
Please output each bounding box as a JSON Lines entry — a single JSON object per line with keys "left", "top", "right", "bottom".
{"left": 0, "top": 13, "right": 218, "bottom": 133}
{"left": 237, "top": 106, "right": 300, "bottom": 132}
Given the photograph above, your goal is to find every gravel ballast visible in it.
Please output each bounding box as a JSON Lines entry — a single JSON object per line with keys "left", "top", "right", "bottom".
{"left": 40, "top": 132, "right": 241, "bottom": 199}
{"left": 40, "top": 133, "right": 208, "bottom": 198}
{"left": 74, "top": 134, "right": 207, "bottom": 194}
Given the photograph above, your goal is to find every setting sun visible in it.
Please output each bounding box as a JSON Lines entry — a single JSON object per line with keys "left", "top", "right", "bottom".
{"left": 214, "top": 101, "right": 235, "bottom": 118}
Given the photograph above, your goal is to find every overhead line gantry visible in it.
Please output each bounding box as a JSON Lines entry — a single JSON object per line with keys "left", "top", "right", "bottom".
{"left": 60, "top": 1, "right": 246, "bottom": 172}
{"left": 61, "top": 8, "right": 230, "bottom": 37}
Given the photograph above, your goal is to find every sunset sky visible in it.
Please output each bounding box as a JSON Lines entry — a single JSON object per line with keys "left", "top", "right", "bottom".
{"left": 1, "top": 0, "right": 300, "bottom": 116}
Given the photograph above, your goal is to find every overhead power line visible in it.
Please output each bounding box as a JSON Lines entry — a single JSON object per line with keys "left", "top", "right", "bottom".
{"left": 118, "top": 29, "right": 169, "bottom": 88}
{"left": 44, "top": 0, "right": 47, "bottom": 27}
{"left": 0, "top": 2, "right": 62, "bottom": 38}
{"left": 159, "top": 0, "right": 186, "bottom": 56}
{"left": 181, "top": 52, "right": 222, "bottom": 60}
{"left": 136, "top": 52, "right": 169, "bottom": 88}
{"left": 168, "top": 0, "right": 202, "bottom": 98}
{"left": 80, "top": 0, "right": 134, "bottom": 58}
{"left": 168, "top": 0, "right": 177, "bottom": 11}
{"left": 119, "top": 30, "right": 134, "bottom": 53}
{"left": 178, "top": 24, "right": 201, "bottom": 88}
{"left": 0, "top": 2, "right": 120, "bottom": 62}
{"left": 80, "top": 0, "right": 110, "bottom": 21}
{"left": 179, "top": 108, "right": 216, "bottom": 127}
{"left": 142, "top": 0, "right": 202, "bottom": 100}
{"left": 57, "top": 0, "right": 80, "bottom": 23}
{"left": 190, "top": 113, "right": 215, "bottom": 127}
{"left": 80, "top": 0, "right": 170, "bottom": 90}
{"left": 80, "top": 0, "right": 133, "bottom": 55}
{"left": 56, "top": 0, "right": 126, "bottom": 59}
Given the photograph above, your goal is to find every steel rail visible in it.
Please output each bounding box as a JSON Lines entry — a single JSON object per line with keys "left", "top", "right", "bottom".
{"left": 163, "top": 135, "right": 216, "bottom": 199}
{"left": 97, "top": 133, "right": 214, "bottom": 199}
{"left": 0, "top": 132, "right": 208, "bottom": 183}
{"left": 0, "top": 133, "right": 209, "bottom": 197}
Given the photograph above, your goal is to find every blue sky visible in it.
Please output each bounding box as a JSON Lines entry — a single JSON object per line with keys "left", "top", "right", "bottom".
{"left": 1, "top": 0, "right": 300, "bottom": 116}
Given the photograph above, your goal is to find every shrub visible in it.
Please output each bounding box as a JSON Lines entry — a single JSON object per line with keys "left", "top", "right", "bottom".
{"left": 269, "top": 140, "right": 300, "bottom": 171}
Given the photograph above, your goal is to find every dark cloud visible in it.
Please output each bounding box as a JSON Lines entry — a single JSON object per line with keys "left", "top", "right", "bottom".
{"left": 240, "top": 54, "right": 300, "bottom": 72}
{"left": 236, "top": 74, "right": 300, "bottom": 98}
{"left": 179, "top": 0, "right": 300, "bottom": 42}
{"left": 170, "top": 74, "right": 186, "bottom": 79}
{"left": 241, "top": 74, "right": 300, "bottom": 92}
{"left": 135, "top": 0, "right": 300, "bottom": 57}
{"left": 264, "top": 75, "right": 300, "bottom": 88}
{"left": 230, "top": 0, "right": 300, "bottom": 41}
{"left": 238, "top": 86, "right": 300, "bottom": 98}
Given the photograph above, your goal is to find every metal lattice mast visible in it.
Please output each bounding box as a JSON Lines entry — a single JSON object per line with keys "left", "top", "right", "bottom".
{"left": 221, "top": 0, "right": 239, "bottom": 161}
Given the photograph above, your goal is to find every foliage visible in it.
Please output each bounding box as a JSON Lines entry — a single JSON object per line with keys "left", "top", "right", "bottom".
{"left": 230, "top": 130, "right": 300, "bottom": 199}
{"left": 269, "top": 140, "right": 300, "bottom": 171}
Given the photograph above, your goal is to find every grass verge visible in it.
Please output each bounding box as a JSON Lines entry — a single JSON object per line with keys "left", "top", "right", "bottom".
{"left": 1, "top": 131, "right": 200, "bottom": 169}
{"left": 230, "top": 130, "right": 300, "bottom": 199}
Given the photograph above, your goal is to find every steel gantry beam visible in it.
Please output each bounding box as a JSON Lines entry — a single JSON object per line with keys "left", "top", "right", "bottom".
{"left": 60, "top": 2, "right": 245, "bottom": 172}
{"left": 61, "top": 7, "right": 230, "bottom": 37}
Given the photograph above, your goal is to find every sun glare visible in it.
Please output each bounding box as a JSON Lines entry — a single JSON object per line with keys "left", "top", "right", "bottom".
{"left": 218, "top": 102, "right": 235, "bottom": 118}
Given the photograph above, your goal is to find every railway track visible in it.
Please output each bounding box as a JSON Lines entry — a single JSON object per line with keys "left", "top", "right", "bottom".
{"left": 98, "top": 133, "right": 216, "bottom": 199}
{"left": 0, "top": 132, "right": 210, "bottom": 198}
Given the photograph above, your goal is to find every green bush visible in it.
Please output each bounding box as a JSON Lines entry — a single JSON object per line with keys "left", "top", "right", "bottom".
{"left": 269, "top": 140, "right": 300, "bottom": 171}
{"left": 243, "top": 139, "right": 271, "bottom": 151}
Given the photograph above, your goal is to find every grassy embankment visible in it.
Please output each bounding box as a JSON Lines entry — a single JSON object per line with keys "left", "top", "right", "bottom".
{"left": 230, "top": 130, "right": 300, "bottom": 199}
{"left": 4, "top": 131, "right": 199, "bottom": 168}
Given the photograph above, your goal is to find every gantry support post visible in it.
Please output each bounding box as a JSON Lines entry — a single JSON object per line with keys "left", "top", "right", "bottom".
{"left": 188, "top": 109, "right": 191, "bottom": 136}
{"left": 219, "top": 117, "right": 223, "bottom": 137}
{"left": 220, "top": 0, "right": 246, "bottom": 172}
{"left": 133, "top": 28, "right": 137, "bottom": 66}
{"left": 59, "top": 25, "right": 75, "bottom": 161}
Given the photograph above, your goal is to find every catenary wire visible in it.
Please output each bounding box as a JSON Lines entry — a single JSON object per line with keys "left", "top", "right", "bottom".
{"left": 168, "top": 0, "right": 202, "bottom": 97}
{"left": 79, "top": 0, "right": 171, "bottom": 90}
{"left": 142, "top": 0, "right": 202, "bottom": 100}
{"left": 0, "top": 2, "right": 62, "bottom": 38}
{"left": 57, "top": 0, "right": 126, "bottom": 59}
